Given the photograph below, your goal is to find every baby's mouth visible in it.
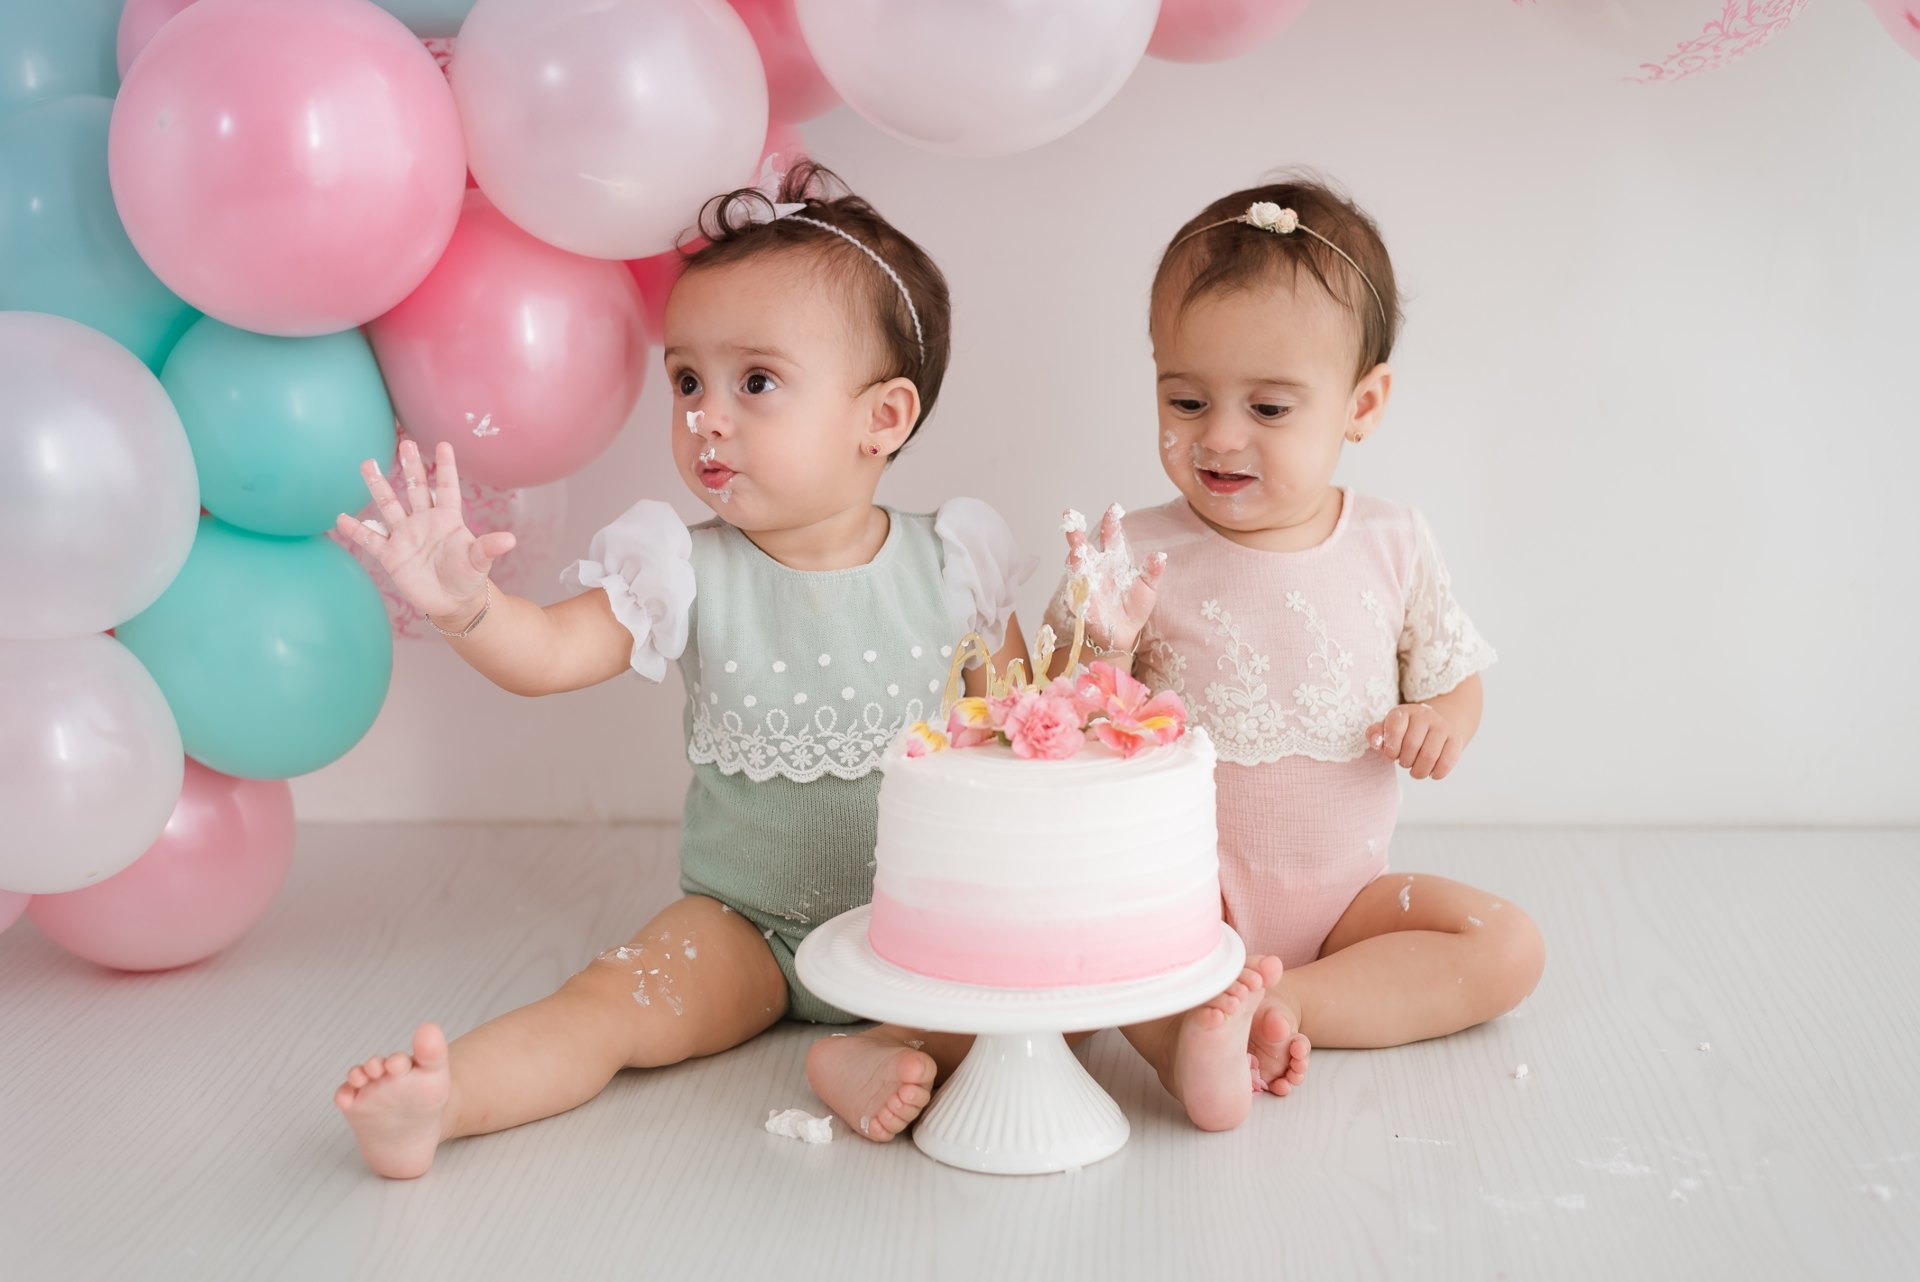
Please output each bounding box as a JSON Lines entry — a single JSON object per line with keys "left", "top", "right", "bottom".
{"left": 1196, "top": 466, "right": 1260, "bottom": 496}
{"left": 697, "top": 461, "right": 737, "bottom": 491}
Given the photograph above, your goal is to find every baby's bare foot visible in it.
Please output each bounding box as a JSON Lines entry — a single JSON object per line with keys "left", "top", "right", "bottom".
{"left": 1250, "top": 988, "right": 1311, "bottom": 1096}
{"left": 1168, "top": 955, "right": 1284, "bottom": 1132}
{"left": 333, "top": 1022, "right": 452, "bottom": 1179}
{"left": 805, "top": 1030, "right": 937, "bottom": 1143}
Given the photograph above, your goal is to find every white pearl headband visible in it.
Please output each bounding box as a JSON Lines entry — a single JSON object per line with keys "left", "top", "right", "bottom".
{"left": 1172, "top": 201, "right": 1387, "bottom": 329}
{"left": 737, "top": 162, "right": 927, "bottom": 360}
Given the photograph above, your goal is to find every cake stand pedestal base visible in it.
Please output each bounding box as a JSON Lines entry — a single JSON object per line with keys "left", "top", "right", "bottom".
{"left": 796, "top": 906, "right": 1245, "bottom": 1175}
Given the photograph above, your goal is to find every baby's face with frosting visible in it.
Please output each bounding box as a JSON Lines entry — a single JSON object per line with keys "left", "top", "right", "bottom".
{"left": 663, "top": 255, "right": 911, "bottom": 531}
{"left": 1150, "top": 272, "right": 1389, "bottom": 541}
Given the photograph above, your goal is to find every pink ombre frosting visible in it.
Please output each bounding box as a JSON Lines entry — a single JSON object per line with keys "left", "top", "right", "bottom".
{"left": 868, "top": 727, "right": 1221, "bottom": 988}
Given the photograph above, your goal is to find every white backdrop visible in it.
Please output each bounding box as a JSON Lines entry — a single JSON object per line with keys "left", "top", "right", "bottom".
{"left": 295, "top": 0, "right": 1920, "bottom": 826}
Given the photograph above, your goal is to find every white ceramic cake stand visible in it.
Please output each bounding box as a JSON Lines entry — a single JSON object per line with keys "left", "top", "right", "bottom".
{"left": 795, "top": 905, "right": 1246, "bottom": 1175}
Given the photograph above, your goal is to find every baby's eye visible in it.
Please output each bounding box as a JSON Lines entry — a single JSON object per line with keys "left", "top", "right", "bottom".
{"left": 1251, "top": 403, "right": 1290, "bottom": 420}
{"left": 743, "top": 371, "right": 779, "bottom": 395}
{"left": 675, "top": 371, "right": 702, "bottom": 397}
{"left": 1169, "top": 398, "right": 1206, "bottom": 414}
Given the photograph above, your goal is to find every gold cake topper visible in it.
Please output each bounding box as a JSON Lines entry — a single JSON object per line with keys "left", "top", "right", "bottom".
{"left": 938, "top": 579, "right": 1091, "bottom": 715}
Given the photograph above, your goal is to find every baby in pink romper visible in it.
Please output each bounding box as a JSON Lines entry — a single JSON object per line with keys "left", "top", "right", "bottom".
{"left": 1046, "top": 176, "right": 1545, "bottom": 1129}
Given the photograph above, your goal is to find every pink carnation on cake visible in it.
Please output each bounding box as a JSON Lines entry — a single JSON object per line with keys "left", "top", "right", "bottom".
{"left": 1080, "top": 662, "right": 1187, "bottom": 759}
{"left": 999, "top": 690, "right": 1086, "bottom": 761}
{"left": 944, "top": 697, "right": 998, "bottom": 749}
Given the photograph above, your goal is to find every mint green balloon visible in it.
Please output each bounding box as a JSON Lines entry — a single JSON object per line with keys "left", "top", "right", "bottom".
{"left": 0, "top": 96, "right": 197, "bottom": 370}
{"left": 116, "top": 518, "right": 393, "bottom": 780}
{"left": 161, "top": 317, "right": 397, "bottom": 536}
{"left": 0, "top": 0, "right": 119, "bottom": 115}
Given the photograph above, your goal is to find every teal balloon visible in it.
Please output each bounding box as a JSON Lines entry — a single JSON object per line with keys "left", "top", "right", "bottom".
{"left": 0, "top": 0, "right": 119, "bottom": 115}
{"left": 116, "top": 518, "right": 393, "bottom": 779}
{"left": 0, "top": 96, "right": 197, "bottom": 370}
{"left": 373, "top": 1, "right": 477, "bottom": 38}
{"left": 161, "top": 318, "right": 397, "bottom": 536}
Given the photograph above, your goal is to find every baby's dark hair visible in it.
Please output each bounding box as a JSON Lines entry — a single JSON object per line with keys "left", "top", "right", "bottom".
{"left": 1152, "top": 172, "right": 1402, "bottom": 382}
{"left": 684, "top": 161, "right": 951, "bottom": 454}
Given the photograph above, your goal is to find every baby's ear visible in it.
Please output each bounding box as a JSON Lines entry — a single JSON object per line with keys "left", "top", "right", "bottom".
{"left": 865, "top": 376, "right": 921, "bottom": 455}
{"left": 1346, "top": 363, "right": 1393, "bottom": 443}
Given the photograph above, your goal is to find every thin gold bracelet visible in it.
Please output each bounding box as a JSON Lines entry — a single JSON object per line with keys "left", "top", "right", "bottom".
{"left": 429, "top": 580, "right": 492, "bottom": 639}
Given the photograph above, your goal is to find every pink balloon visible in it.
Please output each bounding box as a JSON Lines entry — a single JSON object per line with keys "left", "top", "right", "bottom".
{"left": 624, "top": 124, "right": 806, "bottom": 346}
{"left": 0, "top": 891, "right": 27, "bottom": 934}
{"left": 117, "top": 0, "right": 202, "bottom": 76}
{"left": 1148, "top": 0, "right": 1311, "bottom": 64}
{"left": 1861, "top": 1, "right": 1920, "bottom": 61}
{"left": 730, "top": 0, "right": 839, "bottom": 123}
{"left": 27, "top": 759, "right": 293, "bottom": 972}
{"left": 108, "top": 0, "right": 467, "bottom": 336}
{"left": 368, "top": 190, "right": 649, "bottom": 489}
{"left": 453, "top": 0, "right": 767, "bottom": 260}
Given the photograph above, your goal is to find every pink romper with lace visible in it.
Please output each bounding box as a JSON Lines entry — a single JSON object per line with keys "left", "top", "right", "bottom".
{"left": 1109, "top": 491, "right": 1496, "bottom": 969}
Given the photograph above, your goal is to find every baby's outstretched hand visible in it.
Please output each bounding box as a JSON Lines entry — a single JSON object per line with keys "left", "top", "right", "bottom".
{"left": 1060, "top": 503, "right": 1165, "bottom": 655}
{"left": 1367, "top": 703, "right": 1463, "bottom": 781}
{"left": 335, "top": 439, "right": 516, "bottom": 623}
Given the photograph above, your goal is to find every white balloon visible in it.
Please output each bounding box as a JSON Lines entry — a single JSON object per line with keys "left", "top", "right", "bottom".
{"left": 0, "top": 635, "right": 184, "bottom": 896}
{"left": 795, "top": 0, "right": 1160, "bottom": 156}
{"left": 0, "top": 312, "right": 199, "bottom": 640}
{"left": 452, "top": 0, "right": 769, "bottom": 259}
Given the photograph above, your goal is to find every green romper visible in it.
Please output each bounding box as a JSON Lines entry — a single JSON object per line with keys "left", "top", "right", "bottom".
{"left": 566, "top": 497, "right": 1029, "bottom": 1023}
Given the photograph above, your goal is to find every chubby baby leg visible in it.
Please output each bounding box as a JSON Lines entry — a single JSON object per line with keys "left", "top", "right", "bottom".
{"left": 334, "top": 894, "right": 787, "bottom": 1178}
{"left": 1262, "top": 873, "right": 1544, "bottom": 1054}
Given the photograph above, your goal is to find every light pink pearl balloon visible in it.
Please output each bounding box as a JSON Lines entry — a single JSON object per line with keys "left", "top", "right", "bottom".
{"left": 453, "top": 0, "right": 768, "bottom": 260}
{"left": 730, "top": 0, "right": 839, "bottom": 123}
{"left": 625, "top": 122, "right": 807, "bottom": 347}
{"left": 108, "top": 0, "right": 467, "bottom": 336}
{"left": 368, "top": 190, "right": 649, "bottom": 489}
{"left": 116, "top": 0, "right": 201, "bottom": 76}
{"left": 1148, "top": 0, "right": 1311, "bottom": 64}
{"left": 27, "top": 759, "right": 293, "bottom": 972}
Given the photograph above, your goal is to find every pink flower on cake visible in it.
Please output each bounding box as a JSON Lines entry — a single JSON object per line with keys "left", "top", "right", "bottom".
{"left": 903, "top": 721, "right": 949, "bottom": 758}
{"left": 944, "top": 697, "right": 997, "bottom": 749}
{"left": 1000, "top": 691, "right": 1086, "bottom": 761}
{"left": 1080, "top": 661, "right": 1187, "bottom": 759}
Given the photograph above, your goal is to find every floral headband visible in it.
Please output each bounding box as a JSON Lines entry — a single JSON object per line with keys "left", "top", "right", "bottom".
{"left": 742, "top": 157, "right": 926, "bottom": 358}
{"left": 1172, "top": 201, "right": 1387, "bottom": 328}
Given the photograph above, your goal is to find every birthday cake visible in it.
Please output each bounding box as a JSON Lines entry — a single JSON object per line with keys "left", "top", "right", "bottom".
{"left": 866, "top": 603, "right": 1223, "bottom": 989}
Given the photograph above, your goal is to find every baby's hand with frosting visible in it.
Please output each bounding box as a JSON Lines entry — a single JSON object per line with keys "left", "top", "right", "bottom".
{"left": 1058, "top": 503, "right": 1165, "bottom": 657}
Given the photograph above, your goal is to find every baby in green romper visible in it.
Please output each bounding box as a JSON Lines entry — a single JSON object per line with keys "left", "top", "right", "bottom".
{"left": 331, "top": 162, "right": 1033, "bottom": 1178}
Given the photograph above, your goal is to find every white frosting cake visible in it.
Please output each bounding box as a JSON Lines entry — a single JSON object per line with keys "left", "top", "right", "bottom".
{"left": 867, "top": 728, "right": 1222, "bottom": 988}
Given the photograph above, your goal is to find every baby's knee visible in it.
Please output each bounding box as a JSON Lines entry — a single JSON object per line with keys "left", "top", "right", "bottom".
{"left": 1481, "top": 905, "right": 1545, "bottom": 1009}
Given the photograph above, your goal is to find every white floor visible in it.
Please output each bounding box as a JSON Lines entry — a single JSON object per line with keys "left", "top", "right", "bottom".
{"left": 3, "top": 826, "right": 1916, "bottom": 1281}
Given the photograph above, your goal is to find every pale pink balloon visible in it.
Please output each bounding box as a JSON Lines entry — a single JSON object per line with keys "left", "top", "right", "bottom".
{"left": 0, "top": 892, "right": 27, "bottom": 934}
{"left": 27, "top": 759, "right": 293, "bottom": 972}
{"left": 730, "top": 0, "right": 839, "bottom": 123}
{"left": 452, "top": 0, "right": 768, "bottom": 259}
{"left": 625, "top": 124, "right": 806, "bottom": 346}
{"left": 117, "top": 0, "right": 201, "bottom": 76}
{"left": 108, "top": 0, "right": 468, "bottom": 336}
{"left": 794, "top": 0, "right": 1159, "bottom": 156}
{"left": 368, "top": 190, "right": 649, "bottom": 489}
{"left": 1861, "top": 0, "right": 1920, "bottom": 61}
{"left": 1148, "top": 0, "right": 1311, "bottom": 64}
